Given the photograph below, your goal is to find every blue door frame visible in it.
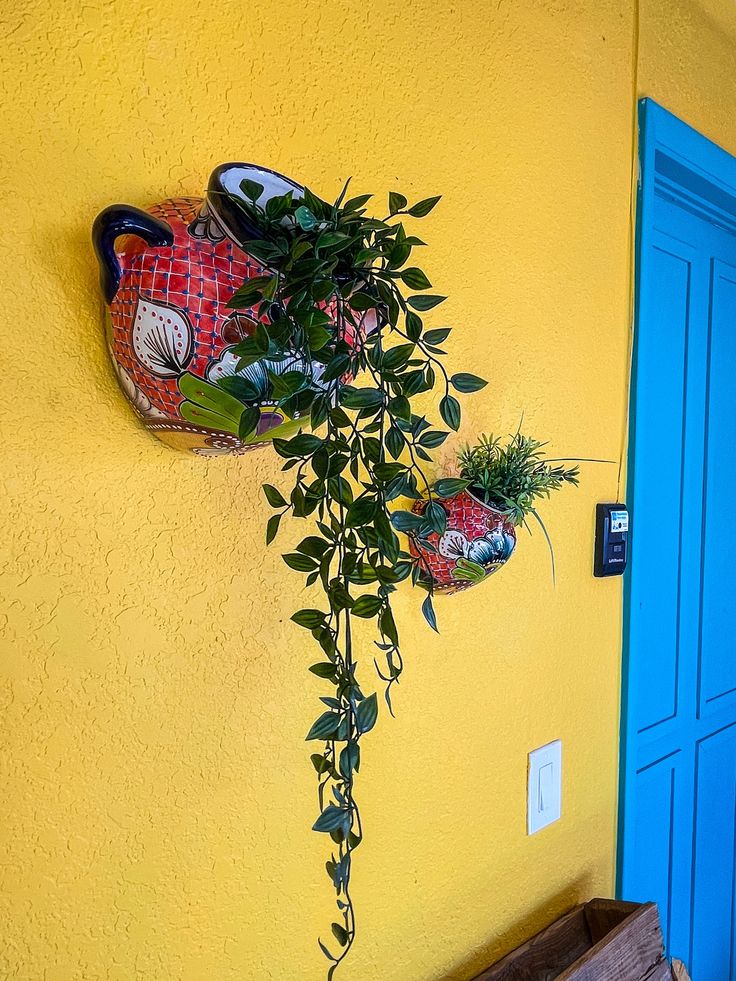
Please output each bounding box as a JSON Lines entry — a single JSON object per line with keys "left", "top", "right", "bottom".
{"left": 619, "top": 98, "right": 736, "bottom": 977}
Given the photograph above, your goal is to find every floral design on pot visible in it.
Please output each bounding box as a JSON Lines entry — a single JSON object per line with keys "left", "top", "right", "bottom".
{"left": 92, "top": 164, "right": 367, "bottom": 456}
{"left": 405, "top": 432, "right": 586, "bottom": 595}
{"left": 410, "top": 489, "right": 517, "bottom": 594}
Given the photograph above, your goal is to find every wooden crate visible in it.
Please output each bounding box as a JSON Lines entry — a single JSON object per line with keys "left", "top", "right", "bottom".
{"left": 472, "top": 899, "right": 668, "bottom": 981}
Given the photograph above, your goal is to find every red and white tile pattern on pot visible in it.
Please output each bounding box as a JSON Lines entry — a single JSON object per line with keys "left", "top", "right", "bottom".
{"left": 410, "top": 489, "right": 517, "bottom": 594}
{"left": 109, "top": 197, "right": 265, "bottom": 419}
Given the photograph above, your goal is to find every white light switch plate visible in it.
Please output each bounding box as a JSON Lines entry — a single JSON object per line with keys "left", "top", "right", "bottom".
{"left": 528, "top": 740, "right": 562, "bottom": 834}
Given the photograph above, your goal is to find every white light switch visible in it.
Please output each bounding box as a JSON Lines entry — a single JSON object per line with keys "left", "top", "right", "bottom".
{"left": 528, "top": 740, "right": 562, "bottom": 835}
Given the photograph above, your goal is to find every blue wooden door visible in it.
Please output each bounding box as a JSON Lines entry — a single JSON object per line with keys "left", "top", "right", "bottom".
{"left": 620, "top": 100, "right": 736, "bottom": 979}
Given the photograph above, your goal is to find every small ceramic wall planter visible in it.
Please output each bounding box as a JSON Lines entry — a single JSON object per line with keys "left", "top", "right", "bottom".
{"left": 410, "top": 488, "right": 516, "bottom": 594}
{"left": 93, "top": 164, "right": 335, "bottom": 456}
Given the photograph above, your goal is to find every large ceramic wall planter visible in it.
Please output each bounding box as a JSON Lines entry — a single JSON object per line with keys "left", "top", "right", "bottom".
{"left": 93, "top": 164, "right": 332, "bottom": 456}
{"left": 410, "top": 489, "right": 516, "bottom": 593}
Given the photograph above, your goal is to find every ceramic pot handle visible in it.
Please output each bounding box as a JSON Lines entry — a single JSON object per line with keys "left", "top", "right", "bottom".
{"left": 92, "top": 204, "right": 174, "bottom": 303}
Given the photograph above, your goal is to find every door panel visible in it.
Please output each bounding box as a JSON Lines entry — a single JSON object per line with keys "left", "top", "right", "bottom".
{"left": 700, "top": 264, "right": 736, "bottom": 717}
{"left": 691, "top": 724, "right": 736, "bottom": 979}
{"left": 630, "top": 752, "right": 678, "bottom": 950}
{"left": 630, "top": 242, "right": 690, "bottom": 735}
{"left": 620, "top": 100, "right": 736, "bottom": 979}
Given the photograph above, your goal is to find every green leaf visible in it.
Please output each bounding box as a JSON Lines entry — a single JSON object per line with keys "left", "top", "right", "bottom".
{"left": 263, "top": 484, "right": 287, "bottom": 508}
{"left": 265, "top": 513, "right": 282, "bottom": 545}
{"left": 309, "top": 662, "right": 338, "bottom": 680}
{"left": 238, "top": 405, "right": 260, "bottom": 440}
{"left": 389, "top": 191, "right": 408, "bottom": 214}
{"left": 362, "top": 437, "right": 381, "bottom": 464}
{"left": 425, "top": 501, "right": 447, "bottom": 535}
{"left": 407, "top": 294, "right": 446, "bottom": 311}
{"left": 329, "top": 580, "right": 354, "bottom": 611}
{"left": 307, "top": 323, "right": 331, "bottom": 351}
{"left": 402, "top": 370, "right": 427, "bottom": 397}
{"left": 306, "top": 712, "right": 341, "bottom": 741}
{"left": 270, "top": 369, "right": 308, "bottom": 401}
{"left": 312, "top": 803, "right": 347, "bottom": 831}
{"left": 375, "top": 510, "right": 400, "bottom": 562}
{"left": 295, "top": 205, "right": 318, "bottom": 230}
{"left": 291, "top": 609, "right": 326, "bottom": 628}
{"left": 240, "top": 178, "right": 264, "bottom": 200}
{"left": 387, "top": 241, "right": 411, "bottom": 269}
{"left": 274, "top": 433, "right": 323, "bottom": 457}
{"left": 352, "top": 595, "right": 383, "bottom": 618}
{"left": 283, "top": 553, "right": 318, "bottom": 572}
{"left": 322, "top": 354, "right": 351, "bottom": 382}
{"left": 451, "top": 372, "right": 488, "bottom": 393}
{"left": 310, "top": 753, "right": 330, "bottom": 774}
{"left": 349, "top": 292, "right": 378, "bottom": 312}
{"left": 316, "top": 231, "right": 350, "bottom": 252}
{"left": 309, "top": 395, "right": 330, "bottom": 429}
{"left": 356, "top": 692, "right": 378, "bottom": 734}
{"left": 388, "top": 395, "right": 411, "bottom": 421}
{"left": 318, "top": 939, "right": 335, "bottom": 963}
{"left": 297, "top": 536, "right": 330, "bottom": 558}
{"left": 331, "top": 923, "right": 349, "bottom": 947}
{"left": 382, "top": 344, "right": 414, "bottom": 370}
{"left": 227, "top": 277, "right": 272, "bottom": 308}
{"left": 310, "top": 278, "right": 336, "bottom": 302}
{"left": 530, "top": 507, "right": 557, "bottom": 584}
{"left": 418, "top": 430, "right": 449, "bottom": 449}
{"left": 408, "top": 195, "right": 441, "bottom": 217}
{"left": 422, "top": 594, "right": 439, "bottom": 632}
{"left": 385, "top": 425, "right": 405, "bottom": 459}
{"left": 424, "top": 327, "right": 451, "bottom": 345}
{"left": 328, "top": 475, "right": 353, "bottom": 506}
{"left": 317, "top": 938, "right": 339, "bottom": 960}
{"left": 231, "top": 343, "right": 267, "bottom": 369}
{"left": 406, "top": 312, "right": 423, "bottom": 341}
{"left": 435, "top": 478, "right": 470, "bottom": 498}
{"left": 401, "top": 267, "right": 432, "bottom": 290}
{"left": 291, "top": 240, "right": 312, "bottom": 260}
{"left": 379, "top": 605, "right": 398, "bottom": 646}
{"left": 217, "top": 375, "right": 260, "bottom": 402}
{"left": 265, "top": 191, "right": 294, "bottom": 221}
{"left": 390, "top": 510, "right": 424, "bottom": 532}
{"left": 299, "top": 309, "right": 331, "bottom": 329}
{"left": 340, "top": 387, "right": 384, "bottom": 410}
{"left": 373, "top": 462, "right": 404, "bottom": 482}
{"left": 439, "top": 394, "right": 461, "bottom": 431}
{"left": 339, "top": 742, "right": 360, "bottom": 778}
{"left": 346, "top": 496, "right": 377, "bottom": 527}
{"left": 343, "top": 193, "right": 373, "bottom": 211}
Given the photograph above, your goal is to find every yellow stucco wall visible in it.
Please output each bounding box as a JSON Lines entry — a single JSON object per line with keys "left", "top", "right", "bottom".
{"left": 2, "top": 1, "right": 736, "bottom": 978}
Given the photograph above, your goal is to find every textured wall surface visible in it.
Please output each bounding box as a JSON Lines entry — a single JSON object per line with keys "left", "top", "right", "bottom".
{"left": 1, "top": 0, "right": 733, "bottom": 978}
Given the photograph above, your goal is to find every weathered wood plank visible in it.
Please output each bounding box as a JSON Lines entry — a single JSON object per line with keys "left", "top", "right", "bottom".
{"left": 472, "top": 906, "right": 591, "bottom": 981}
{"left": 670, "top": 959, "right": 691, "bottom": 981}
{"left": 583, "top": 899, "right": 640, "bottom": 945}
{"left": 471, "top": 899, "right": 666, "bottom": 981}
{"left": 642, "top": 961, "right": 673, "bottom": 981}
{"left": 559, "top": 903, "right": 664, "bottom": 981}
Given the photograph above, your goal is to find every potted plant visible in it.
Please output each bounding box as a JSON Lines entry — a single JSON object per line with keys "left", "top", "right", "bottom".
{"left": 216, "top": 176, "right": 486, "bottom": 976}
{"left": 92, "top": 163, "right": 368, "bottom": 456}
{"left": 405, "top": 432, "right": 581, "bottom": 592}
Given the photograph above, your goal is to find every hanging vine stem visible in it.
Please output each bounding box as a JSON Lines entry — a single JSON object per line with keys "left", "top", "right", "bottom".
{"left": 218, "top": 178, "right": 487, "bottom": 975}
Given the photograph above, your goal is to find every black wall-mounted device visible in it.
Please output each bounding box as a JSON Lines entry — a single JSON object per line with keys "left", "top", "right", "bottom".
{"left": 594, "top": 503, "right": 629, "bottom": 577}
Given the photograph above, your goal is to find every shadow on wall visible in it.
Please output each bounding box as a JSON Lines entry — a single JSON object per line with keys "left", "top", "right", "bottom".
{"left": 442, "top": 876, "right": 597, "bottom": 980}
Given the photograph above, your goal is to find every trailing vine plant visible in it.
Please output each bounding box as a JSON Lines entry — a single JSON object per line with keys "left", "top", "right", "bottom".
{"left": 218, "top": 178, "right": 486, "bottom": 976}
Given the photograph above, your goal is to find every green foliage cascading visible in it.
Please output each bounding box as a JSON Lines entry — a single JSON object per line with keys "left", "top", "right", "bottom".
{"left": 218, "top": 179, "right": 486, "bottom": 976}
